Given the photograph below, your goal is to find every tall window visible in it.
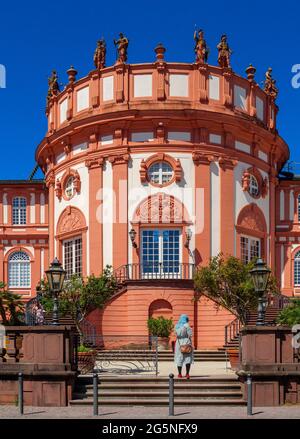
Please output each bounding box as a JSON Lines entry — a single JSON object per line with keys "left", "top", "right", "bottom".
{"left": 141, "top": 229, "right": 180, "bottom": 276}
{"left": 63, "top": 237, "right": 82, "bottom": 279}
{"left": 240, "top": 236, "right": 260, "bottom": 264}
{"left": 295, "top": 251, "right": 300, "bottom": 287}
{"left": 12, "top": 197, "right": 26, "bottom": 225}
{"left": 298, "top": 195, "right": 300, "bottom": 222}
{"left": 148, "top": 162, "right": 173, "bottom": 185}
{"left": 8, "top": 251, "right": 30, "bottom": 288}
{"left": 249, "top": 175, "right": 259, "bottom": 197}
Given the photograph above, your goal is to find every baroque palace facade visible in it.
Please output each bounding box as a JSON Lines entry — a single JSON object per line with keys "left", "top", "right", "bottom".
{"left": 1, "top": 34, "right": 300, "bottom": 349}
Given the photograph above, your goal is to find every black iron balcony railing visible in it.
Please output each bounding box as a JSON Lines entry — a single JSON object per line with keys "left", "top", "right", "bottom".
{"left": 114, "top": 262, "right": 196, "bottom": 283}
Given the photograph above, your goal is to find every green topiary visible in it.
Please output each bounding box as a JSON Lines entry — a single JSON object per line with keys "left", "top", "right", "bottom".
{"left": 77, "top": 344, "right": 94, "bottom": 353}
{"left": 147, "top": 316, "right": 174, "bottom": 338}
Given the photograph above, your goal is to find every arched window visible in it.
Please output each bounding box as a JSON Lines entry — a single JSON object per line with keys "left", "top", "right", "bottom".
{"left": 8, "top": 251, "right": 30, "bottom": 288}
{"left": 12, "top": 197, "right": 27, "bottom": 225}
{"left": 295, "top": 251, "right": 300, "bottom": 287}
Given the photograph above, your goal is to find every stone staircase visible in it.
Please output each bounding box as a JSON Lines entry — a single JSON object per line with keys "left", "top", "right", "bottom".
{"left": 223, "top": 295, "right": 289, "bottom": 350}
{"left": 70, "top": 375, "right": 246, "bottom": 406}
{"left": 96, "top": 349, "right": 227, "bottom": 362}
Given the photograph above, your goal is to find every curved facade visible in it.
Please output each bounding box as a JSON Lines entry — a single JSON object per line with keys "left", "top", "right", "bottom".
{"left": 1, "top": 43, "right": 300, "bottom": 348}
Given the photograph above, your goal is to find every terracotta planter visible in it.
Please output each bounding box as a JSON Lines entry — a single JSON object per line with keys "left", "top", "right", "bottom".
{"left": 77, "top": 351, "right": 96, "bottom": 374}
{"left": 157, "top": 337, "right": 170, "bottom": 351}
{"left": 227, "top": 349, "right": 240, "bottom": 370}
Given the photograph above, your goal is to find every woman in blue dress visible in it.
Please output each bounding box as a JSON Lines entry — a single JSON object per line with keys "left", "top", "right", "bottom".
{"left": 174, "top": 314, "right": 193, "bottom": 379}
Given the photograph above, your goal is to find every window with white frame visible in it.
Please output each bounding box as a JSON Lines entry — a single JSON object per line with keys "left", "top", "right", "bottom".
{"left": 298, "top": 194, "right": 300, "bottom": 222}
{"left": 65, "top": 176, "right": 75, "bottom": 199}
{"left": 240, "top": 236, "right": 261, "bottom": 264}
{"left": 295, "top": 251, "right": 300, "bottom": 286}
{"left": 63, "top": 237, "right": 82, "bottom": 279}
{"left": 8, "top": 251, "right": 30, "bottom": 288}
{"left": 12, "top": 197, "right": 27, "bottom": 225}
{"left": 249, "top": 175, "right": 259, "bottom": 197}
{"left": 148, "top": 162, "right": 173, "bottom": 185}
{"left": 141, "top": 229, "right": 181, "bottom": 276}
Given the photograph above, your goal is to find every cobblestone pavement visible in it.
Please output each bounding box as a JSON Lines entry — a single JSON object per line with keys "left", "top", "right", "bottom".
{"left": 0, "top": 405, "right": 300, "bottom": 419}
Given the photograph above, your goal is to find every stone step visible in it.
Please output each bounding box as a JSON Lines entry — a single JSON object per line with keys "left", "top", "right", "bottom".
{"left": 77, "top": 375, "right": 239, "bottom": 384}
{"left": 70, "top": 375, "right": 245, "bottom": 406}
{"left": 81, "top": 383, "right": 242, "bottom": 391}
{"left": 75, "top": 390, "right": 243, "bottom": 399}
{"left": 70, "top": 398, "right": 246, "bottom": 406}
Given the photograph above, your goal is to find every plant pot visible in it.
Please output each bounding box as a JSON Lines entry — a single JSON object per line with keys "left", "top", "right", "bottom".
{"left": 77, "top": 351, "right": 96, "bottom": 374}
{"left": 157, "top": 337, "right": 170, "bottom": 351}
{"left": 227, "top": 348, "right": 240, "bottom": 370}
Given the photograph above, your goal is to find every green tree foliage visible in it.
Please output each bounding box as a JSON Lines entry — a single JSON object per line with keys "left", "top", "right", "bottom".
{"left": 39, "top": 266, "right": 118, "bottom": 335}
{"left": 277, "top": 300, "right": 300, "bottom": 326}
{"left": 193, "top": 254, "right": 279, "bottom": 325}
{"left": 0, "top": 282, "right": 24, "bottom": 325}
{"left": 147, "top": 316, "right": 174, "bottom": 338}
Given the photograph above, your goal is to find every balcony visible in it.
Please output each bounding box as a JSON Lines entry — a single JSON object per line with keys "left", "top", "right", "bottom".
{"left": 114, "top": 262, "right": 196, "bottom": 283}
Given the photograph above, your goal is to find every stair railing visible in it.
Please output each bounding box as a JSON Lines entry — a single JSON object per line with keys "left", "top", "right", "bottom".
{"left": 225, "top": 317, "right": 241, "bottom": 346}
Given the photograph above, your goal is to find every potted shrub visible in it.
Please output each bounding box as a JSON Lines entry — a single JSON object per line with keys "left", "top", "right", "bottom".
{"left": 77, "top": 344, "right": 97, "bottom": 374}
{"left": 276, "top": 299, "right": 300, "bottom": 326}
{"left": 194, "top": 254, "right": 279, "bottom": 370}
{"left": 147, "top": 316, "right": 174, "bottom": 351}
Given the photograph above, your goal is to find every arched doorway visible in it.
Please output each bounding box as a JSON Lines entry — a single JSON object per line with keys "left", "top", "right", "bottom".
{"left": 149, "top": 299, "right": 173, "bottom": 319}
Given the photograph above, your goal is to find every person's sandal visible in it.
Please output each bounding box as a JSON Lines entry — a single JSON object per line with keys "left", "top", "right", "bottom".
{"left": 178, "top": 373, "right": 182, "bottom": 378}
{"left": 186, "top": 374, "right": 190, "bottom": 379}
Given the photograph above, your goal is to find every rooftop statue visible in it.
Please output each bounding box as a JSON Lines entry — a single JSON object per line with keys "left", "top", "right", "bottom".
{"left": 47, "top": 70, "right": 60, "bottom": 105}
{"left": 264, "top": 67, "right": 278, "bottom": 100}
{"left": 114, "top": 33, "right": 129, "bottom": 63}
{"left": 94, "top": 39, "right": 106, "bottom": 69}
{"left": 217, "top": 34, "right": 232, "bottom": 69}
{"left": 194, "top": 29, "right": 209, "bottom": 64}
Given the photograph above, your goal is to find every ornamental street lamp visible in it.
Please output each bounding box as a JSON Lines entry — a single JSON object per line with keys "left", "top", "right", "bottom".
{"left": 45, "top": 257, "right": 66, "bottom": 326}
{"left": 184, "top": 228, "right": 192, "bottom": 249}
{"left": 129, "top": 228, "right": 137, "bottom": 248}
{"left": 249, "top": 258, "right": 271, "bottom": 326}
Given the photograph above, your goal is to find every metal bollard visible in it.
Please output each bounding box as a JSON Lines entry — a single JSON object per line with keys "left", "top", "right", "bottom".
{"left": 18, "top": 372, "right": 24, "bottom": 415}
{"left": 93, "top": 372, "right": 98, "bottom": 416}
{"left": 169, "top": 373, "right": 174, "bottom": 416}
{"left": 247, "top": 374, "right": 252, "bottom": 416}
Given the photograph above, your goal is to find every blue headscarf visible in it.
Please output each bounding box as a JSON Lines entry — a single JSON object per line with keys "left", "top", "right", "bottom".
{"left": 175, "top": 314, "right": 189, "bottom": 330}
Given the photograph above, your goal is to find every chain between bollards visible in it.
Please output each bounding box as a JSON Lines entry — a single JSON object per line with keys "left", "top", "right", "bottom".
{"left": 247, "top": 374, "right": 252, "bottom": 416}
{"left": 93, "top": 372, "right": 98, "bottom": 416}
{"left": 18, "top": 372, "right": 24, "bottom": 415}
{"left": 169, "top": 373, "right": 174, "bottom": 416}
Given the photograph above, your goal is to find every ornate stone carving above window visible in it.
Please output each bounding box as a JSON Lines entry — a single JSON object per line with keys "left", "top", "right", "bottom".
{"left": 139, "top": 153, "right": 182, "bottom": 187}
{"left": 55, "top": 168, "right": 81, "bottom": 201}
{"left": 242, "top": 166, "right": 268, "bottom": 199}
{"left": 56, "top": 206, "right": 87, "bottom": 238}
{"left": 132, "top": 192, "right": 191, "bottom": 225}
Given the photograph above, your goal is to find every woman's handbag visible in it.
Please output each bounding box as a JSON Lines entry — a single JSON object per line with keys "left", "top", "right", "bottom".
{"left": 178, "top": 327, "right": 193, "bottom": 354}
{"left": 180, "top": 343, "right": 192, "bottom": 354}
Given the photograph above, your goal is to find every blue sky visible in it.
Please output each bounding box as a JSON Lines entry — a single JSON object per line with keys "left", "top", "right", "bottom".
{"left": 0, "top": 0, "right": 299, "bottom": 179}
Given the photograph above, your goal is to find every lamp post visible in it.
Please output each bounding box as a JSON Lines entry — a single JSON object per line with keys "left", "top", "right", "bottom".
{"left": 45, "top": 258, "right": 66, "bottom": 326}
{"left": 249, "top": 258, "right": 271, "bottom": 326}
{"left": 184, "top": 228, "right": 192, "bottom": 249}
{"left": 129, "top": 228, "right": 137, "bottom": 248}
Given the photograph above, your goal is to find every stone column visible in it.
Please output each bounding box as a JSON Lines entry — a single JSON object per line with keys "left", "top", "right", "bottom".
{"left": 85, "top": 157, "right": 104, "bottom": 275}
{"left": 219, "top": 157, "right": 237, "bottom": 256}
{"left": 46, "top": 171, "right": 55, "bottom": 262}
{"left": 109, "top": 153, "right": 130, "bottom": 269}
{"left": 193, "top": 152, "right": 212, "bottom": 265}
